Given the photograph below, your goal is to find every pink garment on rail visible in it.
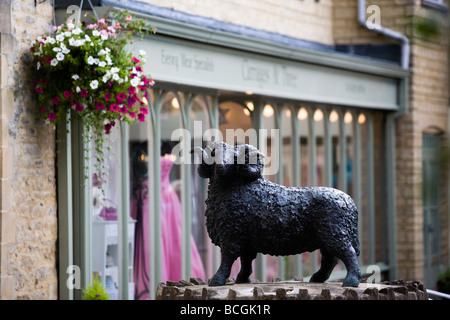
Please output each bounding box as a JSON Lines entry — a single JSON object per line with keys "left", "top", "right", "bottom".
{"left": 132, "top": 156, "right": 205, "bottom": 300}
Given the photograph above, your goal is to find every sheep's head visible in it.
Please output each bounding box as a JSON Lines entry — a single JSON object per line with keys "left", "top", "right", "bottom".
{"left": 190, "top": 141, "right": 265, "bottom": 183}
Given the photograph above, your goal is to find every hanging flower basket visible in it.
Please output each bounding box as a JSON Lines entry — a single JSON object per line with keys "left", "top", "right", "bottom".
{"left": 30, "top": 11, "right": 155, "bottom": 184}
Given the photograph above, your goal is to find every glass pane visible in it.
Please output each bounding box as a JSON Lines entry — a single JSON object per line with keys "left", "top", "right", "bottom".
{"left": 329, "top": 110, "right": 339, "bottom": 189}
{"left": 91, "top": 124, "right": 123, "bottom": 300}
{"left": 189, "top": 97, "right": 208, "bottom": 281}
{"left": 314, "top": 109, "right": 325, "bottom": 187}
{"left": 129, "top": 119, "right": 149, "bottom": 300}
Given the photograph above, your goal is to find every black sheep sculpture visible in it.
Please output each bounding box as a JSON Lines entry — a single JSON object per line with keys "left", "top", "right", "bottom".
{"left": 191, "top": 141, "right": 361, "bottom": 287}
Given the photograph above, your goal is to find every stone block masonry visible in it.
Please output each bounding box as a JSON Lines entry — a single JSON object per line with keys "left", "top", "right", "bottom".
{"left": 0, "top": 0, "right": 58, "bottom": 300}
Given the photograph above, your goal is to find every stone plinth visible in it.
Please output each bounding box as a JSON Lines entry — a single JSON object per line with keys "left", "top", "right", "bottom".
{"left": 156, "top": 278, "right": 428, "bottom": 300}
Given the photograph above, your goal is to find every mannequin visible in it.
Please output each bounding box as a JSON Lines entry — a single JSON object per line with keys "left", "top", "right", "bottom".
{"left": 131, "top": 147, "right": 205, "bottom": 300}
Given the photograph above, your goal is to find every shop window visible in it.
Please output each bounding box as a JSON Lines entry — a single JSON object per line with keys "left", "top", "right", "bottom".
{"left": 60, "top": 86, "right": 390, "bottom": 298}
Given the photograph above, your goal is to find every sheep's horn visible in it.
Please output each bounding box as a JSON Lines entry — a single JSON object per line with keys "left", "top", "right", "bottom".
{"left": 190, "top": 147, "right": 208, "bottom": 159}
{"left": 249, "top": 150, "right": 265, "bottom": 159}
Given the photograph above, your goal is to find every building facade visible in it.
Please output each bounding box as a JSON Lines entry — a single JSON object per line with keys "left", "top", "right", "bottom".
{"left": 0, "top": 0, "right": 448, "bottom": 299}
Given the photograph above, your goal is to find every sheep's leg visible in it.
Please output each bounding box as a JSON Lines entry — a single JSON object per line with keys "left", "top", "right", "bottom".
{"left": 209, "top": 250, "right": 238, "bottom": 286}
{"left": 236, "top": 253, "right": 257, "bottom": 284}
{"left": 309, "top": 249, "right": 338, "bottom": 283}
{"left": 337, "top": 246, "right": 361, "bottom": 287}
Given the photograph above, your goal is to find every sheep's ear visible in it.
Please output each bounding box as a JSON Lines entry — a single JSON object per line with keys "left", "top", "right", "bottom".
{"left": 197, "top": 164, "right": 212, "bottom": 178}
{"left": 238, "top": 145, "right": 264, "bottom": 181}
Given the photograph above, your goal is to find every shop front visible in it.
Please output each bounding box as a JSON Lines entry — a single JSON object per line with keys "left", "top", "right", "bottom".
{"left": 56, "top": 2, "right": 409, "bottom": 299}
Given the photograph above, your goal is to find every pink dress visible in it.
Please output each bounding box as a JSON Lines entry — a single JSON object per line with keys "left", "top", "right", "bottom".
{"left": 132, "top": 156, "right": 205, "bottom": 300}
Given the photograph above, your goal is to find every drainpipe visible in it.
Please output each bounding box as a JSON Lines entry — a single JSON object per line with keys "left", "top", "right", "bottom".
{"left": 357, "top": 0, "right": 410, "bottom": 70}
{"left": 358, "top": 0, "right": 411, "bottom": 281}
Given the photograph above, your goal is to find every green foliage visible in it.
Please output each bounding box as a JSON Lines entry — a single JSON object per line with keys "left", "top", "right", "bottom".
{"left": 82, "top": 275, "right": 110, "bottom": 300}
{"left": 436, "top": 268, "right": 450, "bottom": 294}
{"left": 30, "top": 11, "right": 155, "bottom": 193}
{"left": 408, "top": 15, "right": 442, "bottom": 41}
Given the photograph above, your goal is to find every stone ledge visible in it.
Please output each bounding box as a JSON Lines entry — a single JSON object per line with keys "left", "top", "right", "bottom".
{"left": 156, "top": 278, "right": 428, "bottom": 300}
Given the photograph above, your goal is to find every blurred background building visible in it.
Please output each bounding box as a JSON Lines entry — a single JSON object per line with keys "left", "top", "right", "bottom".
{"left": 0, "top": 0, "right": 448, "bottom": 299}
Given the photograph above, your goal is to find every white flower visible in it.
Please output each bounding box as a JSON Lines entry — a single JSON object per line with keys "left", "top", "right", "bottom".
{"left": 139, "top": 49, "right": 146, "bottom": 56}
{"left": 53, "top": 47, "right": 61, "bottom": 52}
{"left": 76, "top": 86, "right": 81, "bottom": 93}
{"left": 130, "top": 77, "right": 140, "bottom": 87}
{"left": 101, "top": 34, "right": 108, "bottom": 41}
{"left": 85, "top": 35, "right": 91, "bottom": 42}
{"left": 37, "top": 61, "right": 41, "bottom": 70}
{"left": 50, "top": 59, "right": 58, "bottom": 66}
{"left": 87, "top": 56, "right": 96, "bottom": 65}
{"left": 98, "top": 61, "right": 106, "bottom": 67}
{"left": 98, "top": 49, "right": 107, "bottom": 56}
{"left": 110, "top": 67, "right": 120, "bottom": 73}
{"left": 90, "top": 80, "right": 99, "bottom": 89}
{"left": 47, "top": 37, "right": 56, "bottom": 44}
{"left": 68, "top": 38, "right": 76, "bottom": 46}
{"left": 102, "top": 72, "right": 111, "bottom": 83}
{"left": 105, "top": 48, "right": 111, "bottom": 53}
{"left": 62, "top": 47, "right": 70, "bottom": 54}
{"left": 67, "top": 22, "right": 75, "bottom": 30}
{"left": 64, "top": 31, "right": 72, "bottom": 37}
{"left": 112, "top": 73, "right": 120, "bottom": 81}
{"left": 92, "top": 30, "right": 100, "bottom": 37}
{"left": 72, "top": 74, "right": 79, "bottom": 80}
{"left": 105, "top": 56, "right": 113, "bottom": 66}
{"left": 56, "top": 34, "right": 65, "bottom": 42}
{"left": 56, "top": 52, "right": 65, "bottom": 61}
{"left": 72, "top": 28, "right": 82, "bottom": 35}
{"left": 118, "top": 78, "right": 124, "bottom": 84}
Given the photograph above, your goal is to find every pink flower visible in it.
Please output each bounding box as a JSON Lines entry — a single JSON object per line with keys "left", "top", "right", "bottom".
{"left": 104, "top": 123, "right": 112, "bottom": 134}
{"left": 40, "top": 107, "right": 46, "bottom": 113}
{"left": 75, "top": 104, "right": 84, "bottom": 112}
{"left": 137, "top": 113, "right": 145, "bottom": 122}
{"left": 129, "top": 112, "right": 135, "bottom": 118}
{"left": 127, "top": 86, "right": 136, "bottom": 94}
{"left": 46, "top": 56, "right": 52, "bottom": 64}
{"left": 86, "top": 23, "right": 97, "bottom": 29}
{"left": 132, "top": 56, "right": 140, "bottom": 63}
{"left": 97, "top": 18, "right": 106, "bottom": 24}
{"left": 41, "top": 79, "right": 47, "bottom": 86}
{"left": 80, "top": 89, "right": 89, "bottom": 97}
{"left": 114, "top": 22, "right": 121, "bottom": 30}
{"left": 109, "top": 104, "right": 119, "bottom": 112}
{"left": 140, "top": 107, "right": 148, "bottom": 115}
{"left": 53, "top": 96, "right": 60, "bottom": 106}
{"left": 34, "top": 87, "right": 43, "bottom": 93}
{"left": 119, "top": 106, "right": 128, "bottom": 114}
{"left": 126, "top": 14, "right": 132, "bottom": 22}
{"left": 94, "top": 101, "right": 104, "bottom": 110}
{"left": 63, "top": 91, "right": 72, "bottom": 99}
{"left": 116, "top": 92, "right": 126, "bottom": 103}
{"left": 48, "top": 113, "right": 57, "bottom": 121}
{"left": 136, "top": 66, "right": 142, "bottom": 72}
{"left": 105, "top": 92, "right": 111, "bottom": 101}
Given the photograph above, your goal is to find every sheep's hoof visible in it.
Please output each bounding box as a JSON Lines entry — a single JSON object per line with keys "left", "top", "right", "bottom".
{"left": 208, "top": 275, "right": 227, "bottom": 286}
{"left": 235, "top": 276, "right": 251, "bottom": 284}
{"left": 342, "top": 275, "right": 360, "bottom": 287}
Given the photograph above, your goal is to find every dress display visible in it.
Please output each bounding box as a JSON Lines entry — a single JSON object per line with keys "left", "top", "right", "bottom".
{"left": 132, "top": 154, "right": 205, "bottom": 300}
